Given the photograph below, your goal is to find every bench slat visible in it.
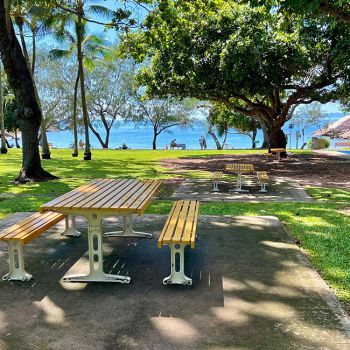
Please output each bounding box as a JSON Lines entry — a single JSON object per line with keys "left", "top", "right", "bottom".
{"left": 257, "top": 171, "right": 269, "bottom": 181}
{"left": 158, "top": 200, "right": 199, "bottom": 248}
{"left": 0, "top": 211, "right": 65, "bottom": 244}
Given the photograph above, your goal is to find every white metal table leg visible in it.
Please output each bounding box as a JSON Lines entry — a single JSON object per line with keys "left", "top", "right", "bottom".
{"left": 63, "top": 214, "right": 130, "bottom": 283}
{"left": 104, "top": 214, "right": 152, "bottom": 238}
{"left": 3, "top": 241, "right": 32, "bottom": 281}
{"left": 61, "top": 216, "right": 81, "bottom": 237}
{"left": 231, "top": 172, "right": 248, "bottom": 193}
{"left": 212, "top": 180, "right": 219, "bottom": 192}
{"left": 259, "top": 182, "right": 268, "bottom": 193}
{"left": 277, "top": 152, "right": 281, "bottom": 162}
{"left": 163, "top": 243, "right": 192, "bottom": 285}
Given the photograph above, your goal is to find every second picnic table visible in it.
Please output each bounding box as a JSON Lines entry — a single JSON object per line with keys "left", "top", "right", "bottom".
{"left": 225, "top": 163, "right": 254, "bottom": 192}
{"left": 40, "top": 178, "right": 162, "bottom": 283}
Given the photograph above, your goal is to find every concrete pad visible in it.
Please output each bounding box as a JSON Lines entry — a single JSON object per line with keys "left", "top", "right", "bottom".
{"left": 0, "top": 213, "right": 349, "bottom": 349}
{"left": 170, "top": 178, "right": 313, "bottom": 202}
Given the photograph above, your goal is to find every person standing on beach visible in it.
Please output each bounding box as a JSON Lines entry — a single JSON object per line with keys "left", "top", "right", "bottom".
{"left": 203, "top": 137, "right": 207, "bottom": 149}
{"left": 199, "top": 136, "right": 204, "bottom": 150}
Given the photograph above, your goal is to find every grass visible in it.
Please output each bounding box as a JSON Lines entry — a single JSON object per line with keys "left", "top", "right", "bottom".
{"left": 1, "top": 148, "right": 350, "bottom": 304}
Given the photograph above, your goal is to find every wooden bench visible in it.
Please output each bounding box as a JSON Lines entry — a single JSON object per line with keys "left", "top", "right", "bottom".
{"left": 211, "top": 171, "right": 223, "bottom": 192}
{"left": 256, "top": 171, "right": 269, "bottom": 193}
{"left": 158, "top": 200, "right": 199, "bottom": 285}
{"left": 0, "top": 211, "right": 73, "bottom": 281}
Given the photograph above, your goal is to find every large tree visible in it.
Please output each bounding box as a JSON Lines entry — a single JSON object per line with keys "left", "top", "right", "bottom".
{"left": 122, "top": 0, "right": 350, "bottom": 150}
{"left": 0, "top": 0, "right": 55, "bottom": 181}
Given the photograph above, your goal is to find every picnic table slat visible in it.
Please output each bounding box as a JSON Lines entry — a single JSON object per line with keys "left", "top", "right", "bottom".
{"left": 40, "top": 179, "right": 102, "bottom": 211}
{"left": 56, "top": 179, "right": 116, "bottom": 209}
{"left": 106, "top": 180, "right": 147, "bottom": 209}
{"left": 68, "top": 179, "right": 129, "bottom": 209}
{"left": 91, "top": 179, "right": 138, "bottom": 209}
{"left": 131, "top": 180, "right": 162, "bottom": 213}
{"left": 182, "top": 200, "right": 199, "bottom": 248}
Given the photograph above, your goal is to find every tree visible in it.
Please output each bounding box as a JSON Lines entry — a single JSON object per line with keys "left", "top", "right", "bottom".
{"left": 0, "top": 63, "right": 7, "bottom": 153}
{"left": 292, "top": 103, "right": 326, "bottom": 147}
{"left": 0, "top": 0, "right": 55, "bottom": 181}
{"left": 122, "top": 0, "right": 350, "bottom": 152}
{"left": 86, "top": 60, "right": 136, "bottom": 148}
{"left": 128, "top": 96, "right": 194, "bottom": 150}
{"left": 49, "top": 28, "right": 109, "bottom": 157}
{"left": 280, "top": 0, "right": 350, "bottom": 22}
{"left": 209, "top": 104, "right": 260, "bottom": 149}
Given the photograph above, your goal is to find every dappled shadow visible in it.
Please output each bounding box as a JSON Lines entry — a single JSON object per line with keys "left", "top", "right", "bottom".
{"left": 162, "top": 152, "right": 350, "bottom": 190}
{"left": 0, "top": 214, "right": 348, "bottom": 349}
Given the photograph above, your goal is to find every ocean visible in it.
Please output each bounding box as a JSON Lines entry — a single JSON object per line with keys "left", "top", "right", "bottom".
{"left": 10, "top": 118, "right": 347, "bottom": 150}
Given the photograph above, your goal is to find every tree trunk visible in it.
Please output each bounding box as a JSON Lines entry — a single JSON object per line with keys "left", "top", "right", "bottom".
{"left": 268, "top": 127, "right": 287, "bottom": 155}
{"left": 72, "top": 70, "right": 79, "bottom": 157}
{"left": 88, "top": 122, "right": 107, "bottom": 148}
{"left": 14, "top": 129, "right": 20, "bottom": 148}
{"left": 260, "top": 121, "right": 269, "bottom": 149}
{"left": 40, "top": 123, "right": 51, "bottom": 159}
{"left": 31, "top": 27, "right": 36, "bottom": 75}
{"left": 0, "top": 63, "right": 7, "bottom": 154}
{"left": 76, "top": 8, "right": 91, "bottom": 160}
{"left": 208, "top": 127, "right": 222, "bottom": 149}
{"left": 221, "top": 129, "right": 228, "bottom": 149}
{"left": 0, "top": 1, "right": 56, "bottom": 181}
{"left": 152, "top": 128, "right": 158, "bottom": 150}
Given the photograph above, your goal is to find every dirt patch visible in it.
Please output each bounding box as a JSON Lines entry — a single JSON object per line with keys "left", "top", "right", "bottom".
{"left": 162, "top": 153, "right": 350, "bottom": 189}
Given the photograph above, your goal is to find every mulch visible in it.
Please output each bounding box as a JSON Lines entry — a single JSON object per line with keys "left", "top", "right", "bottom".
{"left": 161, "top": 152, "right": 350, "bottom": 190}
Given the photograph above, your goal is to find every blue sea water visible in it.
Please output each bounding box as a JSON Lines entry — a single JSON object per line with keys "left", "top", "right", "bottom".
{"left": 41, "top": 121, "right": 343, "bottom": 150}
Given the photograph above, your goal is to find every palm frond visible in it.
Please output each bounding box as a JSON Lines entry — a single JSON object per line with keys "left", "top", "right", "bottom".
{"left": 87, "top": 5, "right": 113, "bottom": 19}
{"left": 48, "top": 48, "right": 73, "bottom": 60}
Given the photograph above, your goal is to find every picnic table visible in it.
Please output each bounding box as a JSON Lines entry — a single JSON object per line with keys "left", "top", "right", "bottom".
{"left": 225, "top": 163, "right": 254, "bottom": 192}
{"left": 40, "top": 178, "right": 162, "bottom": 283}
{"left": 270, "top": 148, "right": 286, "bottom": 162}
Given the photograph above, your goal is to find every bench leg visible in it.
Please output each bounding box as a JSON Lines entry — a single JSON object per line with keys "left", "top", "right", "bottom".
{"left": 3, "top": 241, "right": 32, "bottom": 281}
{"left": 259, "top": 182, "right": 268, "bottom": 193}
{"left": 63, "top": 214, "right": 130, "bottom": 283}
{"left": 61, "top": 216, "right": 81, "bottom": 237}
{"left": 104, "top": 214, "right": 152, "bottom": 238}
{"left": 212, "top": 181, "right": 219, "bottom": 192}
{"left": 163, "top": 243, "right": 192, "bottom": 286}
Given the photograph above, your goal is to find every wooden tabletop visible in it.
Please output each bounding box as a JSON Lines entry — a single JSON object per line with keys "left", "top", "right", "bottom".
{"left": 40, "top": 179, "right": 162, "bottom": 215}
{"left": 226, "top": 163, "right": 254, "bottom": 172}
{"left": 270, "top": 148, "right": 286, "bottom": 152}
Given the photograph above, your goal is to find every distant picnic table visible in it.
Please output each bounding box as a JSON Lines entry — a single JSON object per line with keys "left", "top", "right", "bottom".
{"left": 226, "top": 163, "right": 254, "bottom": 192}
{"left": 40, "top": 179, "right": 162, "bottom": 284}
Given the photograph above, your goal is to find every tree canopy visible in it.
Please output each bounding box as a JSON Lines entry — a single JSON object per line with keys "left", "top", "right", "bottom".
{"left": 122, "top": 0, "right": 350, "bottom": 149}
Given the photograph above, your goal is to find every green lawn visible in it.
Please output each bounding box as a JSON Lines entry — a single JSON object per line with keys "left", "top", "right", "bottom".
{"left": 1, "top": 148, "right": 350, "bottom": 305}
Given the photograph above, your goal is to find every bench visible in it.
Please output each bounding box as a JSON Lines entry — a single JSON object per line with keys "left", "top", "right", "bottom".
{"left": 0, "top": 211, "right": 78, "bottom": 281}
{"left": 256, "top": 171, "right": 269, "bottom": 193}
{"left": 158, "top": 200, "right": 199, "bottom": 285}
{"left": 263, "top": 153, "right": 272, "bottom": 161}
{"left": 211, "top": 171, "right": 223, "bottom": 192}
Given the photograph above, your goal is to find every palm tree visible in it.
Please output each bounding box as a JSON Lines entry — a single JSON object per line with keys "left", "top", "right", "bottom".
{"left": 50, "top": 27, "right": 109, "bottom": 158}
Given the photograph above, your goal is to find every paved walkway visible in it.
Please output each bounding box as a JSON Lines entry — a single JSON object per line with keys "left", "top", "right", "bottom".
{"left": 169, "top": 177, "right": 313, "bottom": 202}
{"left": 0, "top": 213, "right": 349, "bottom": 349}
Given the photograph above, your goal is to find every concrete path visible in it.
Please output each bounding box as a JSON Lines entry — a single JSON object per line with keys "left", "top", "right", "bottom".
{"left": 0, "top": 213, "right": 349, "bottom": 350}
{"left": 169, "top": 178, "right": 313, "bottom": 202}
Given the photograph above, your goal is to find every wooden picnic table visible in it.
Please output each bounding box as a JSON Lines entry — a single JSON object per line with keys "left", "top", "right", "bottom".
{"left": 270, "top": 148, "right": 286, "bottom": 162}
{"left": 40, "top": 178, "right": 162, "bottom": 283}
{"left": 225, "top": 163, "right": 254, "bottom": 192}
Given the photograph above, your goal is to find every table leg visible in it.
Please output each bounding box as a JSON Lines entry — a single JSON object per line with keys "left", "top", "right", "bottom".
{"left": 277, "top": 152, "right": 281, "bottom": 162}
{"left": 61, "top": 215, "right": 81, "bottom": 237}
{"left": 104, "top": 214, "right": 152, "bottom": 238}
{"left": 63, "top": 214, "right": 130, "bottom": 283}
{"left": 231, "top": 173, "right": 249, "bottom": 193}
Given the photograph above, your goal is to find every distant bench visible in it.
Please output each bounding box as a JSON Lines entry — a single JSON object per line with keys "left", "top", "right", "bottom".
{"left": 211, "top": 171, "right": 223, "bottom": 192}
{"left": 158, "top": 200, "right": 199, "bottom": 286}
{"left": 170, "top": 143, "right": 186, "bottom": 150}
{"left": 256, "top": 171, "right": 269, "bottom": 193}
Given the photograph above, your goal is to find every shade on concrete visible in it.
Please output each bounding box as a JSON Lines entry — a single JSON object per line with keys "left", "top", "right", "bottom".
{"left": 0, "top": 213, "right": 349, "bottom": 349}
